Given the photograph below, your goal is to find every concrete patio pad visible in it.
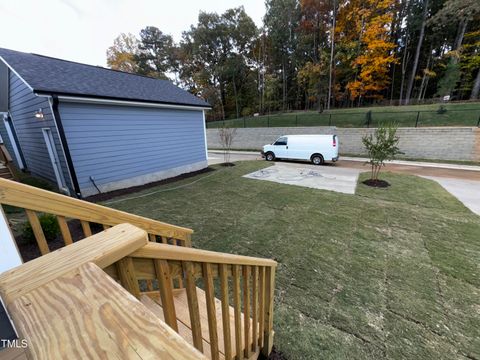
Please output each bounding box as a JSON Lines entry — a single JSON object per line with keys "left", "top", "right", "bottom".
{"left": 243, "top": 163, "right": 362, "bottom": 194}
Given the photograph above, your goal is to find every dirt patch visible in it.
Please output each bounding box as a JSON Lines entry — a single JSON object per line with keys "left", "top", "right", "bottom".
{"left": 362, "top": 179, "right": 390, "bottom": 188}
{"left": 258, "top": 346, "right": 288, "bottom": 360}
{"left": 85, "top": 167, "right": 216, "bottom": 203}
{"left": 220, "top": 163, "right": 236, "bottom": 167}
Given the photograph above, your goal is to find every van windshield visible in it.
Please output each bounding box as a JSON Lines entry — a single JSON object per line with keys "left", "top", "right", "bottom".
{"left": 274, "top": 137, "right": 287, "bottom": 146}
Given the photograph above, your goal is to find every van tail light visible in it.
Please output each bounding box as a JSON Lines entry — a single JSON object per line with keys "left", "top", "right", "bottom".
{"left": 333, "top": 136, "right": 336, "bottom": 147}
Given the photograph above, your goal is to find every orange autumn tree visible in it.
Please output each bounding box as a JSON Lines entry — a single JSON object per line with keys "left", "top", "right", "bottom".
{"left": 342, "top": 0, "right": 397, "bottom": 102}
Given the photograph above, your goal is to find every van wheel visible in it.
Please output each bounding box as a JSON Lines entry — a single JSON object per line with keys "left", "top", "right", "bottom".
{"left": 265, "top": 152, "right": 275, "bottom": 161}
{"left": 311, "top": 154, "right": 324, "bottom": 165}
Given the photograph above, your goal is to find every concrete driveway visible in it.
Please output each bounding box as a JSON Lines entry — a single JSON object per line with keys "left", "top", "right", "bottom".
{"left": 421, "top": 177, "right": 480, "bottom": 215}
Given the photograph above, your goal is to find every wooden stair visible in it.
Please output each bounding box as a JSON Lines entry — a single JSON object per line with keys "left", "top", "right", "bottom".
{"left": 0, "top": 145, "right": 15, "bottom": 180}
{"left": 141, "top": 288, "right": 259, "bottom": 360}
{"left": 0, "top": 164, "right": 13, "bottom": 180}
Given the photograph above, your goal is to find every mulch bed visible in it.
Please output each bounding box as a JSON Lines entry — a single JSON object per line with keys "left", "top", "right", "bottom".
{"left": 85, "top": 167, "right": 216, "bottom": 203}
{"left": 16, "top": 220, "right": 104, "bottom": 262}
{"left": 259, "top": 346, "right": 288, "bottom": 360}
{"left": 362, "top": 179, "right": 390, "bottom": 188}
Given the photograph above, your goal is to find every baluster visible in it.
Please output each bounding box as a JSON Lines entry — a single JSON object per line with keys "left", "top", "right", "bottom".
{"left": 262, "top": 266, "right": 275, "bottom": 357}
{"left": 154, "top": 260, "right": 178, "bottom": 332}
{"left": 219, "top": 264, "right": 232, "bottom": 360}
{"left": 232, "top": 265, "right": 242, "bottom": 360}
{"left": 25, "top": 210, "right": 49, "bottom": 255}
{"left": 243, "top": 266, "right": 251, "bottom": 358}
{"left": 56, "top": 215, "right": 73, "bottom": 245}
{"left": 258, "top": 266, "right": 265, "bottom": 348}
{"left": 252, "top": 266, "right": 258, "bottom": 353}
{"left": 183, "top": 261, "right": 203, "bottom": 352}
{"left": 203, "top": 263, "right": 219, "bottom": 360}
{"left": 80, "top": 220, "right": 92, "bottom": 237}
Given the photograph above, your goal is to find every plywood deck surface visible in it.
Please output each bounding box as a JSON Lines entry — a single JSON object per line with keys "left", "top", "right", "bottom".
{"left": 5, "top": 262, "right": 205, "bottom": 360}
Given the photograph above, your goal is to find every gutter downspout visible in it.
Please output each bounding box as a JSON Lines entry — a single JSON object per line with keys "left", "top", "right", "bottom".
{"left": 50, "top": 95, "right": 82, "bottom": 198}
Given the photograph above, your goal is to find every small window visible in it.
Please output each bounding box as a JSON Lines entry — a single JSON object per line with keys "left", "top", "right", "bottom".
{"left": 274, "top": 137, "right": 288, "bottom": 146}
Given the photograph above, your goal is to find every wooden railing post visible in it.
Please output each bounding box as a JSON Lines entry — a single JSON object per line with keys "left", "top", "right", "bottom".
{"left": 262, "top": 266, "right": 275, "bottom": 357}
{"left": 184, "top": 233, "right": 192, "bottom": 247}
{"left": 117, "top": 257, "right": 141, "bottom": 299}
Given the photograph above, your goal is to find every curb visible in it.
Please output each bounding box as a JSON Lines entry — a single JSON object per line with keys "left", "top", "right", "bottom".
{"left": 208, "top": 150, "right": 480, "bottom": 172}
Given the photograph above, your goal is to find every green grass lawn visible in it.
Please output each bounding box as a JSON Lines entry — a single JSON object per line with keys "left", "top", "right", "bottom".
{"left": 105, "top": 162, "right": 480, "bottom": 359}
{"left": 207, "top": 102, "right": 480, "bottom": 128}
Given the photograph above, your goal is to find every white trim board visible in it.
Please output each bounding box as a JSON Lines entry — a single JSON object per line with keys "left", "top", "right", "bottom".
{"left": 0, "top": 207, "right": 22, "bottom": 274}
{"left": 0, "top": 56, "right": 34, "bottom": 91}
{"left": 37, "top": 94, "right": 211, "bottom": 111}
{"left": 42, "top": 127, "right": 69, "bottom": 194}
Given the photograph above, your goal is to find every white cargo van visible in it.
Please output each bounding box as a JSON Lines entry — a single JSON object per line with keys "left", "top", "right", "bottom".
{"left": 262, "top": 134, "right": 339, "bottom": 165}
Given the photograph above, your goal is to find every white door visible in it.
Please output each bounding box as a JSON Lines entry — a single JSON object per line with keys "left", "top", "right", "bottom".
{"left": 42, "top": 128, "right": 68, "bottom": 193}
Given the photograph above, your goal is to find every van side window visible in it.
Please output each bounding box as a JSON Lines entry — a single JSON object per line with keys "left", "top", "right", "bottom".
{"left": 274, "top": 137, "right": 288, "bottom": 146}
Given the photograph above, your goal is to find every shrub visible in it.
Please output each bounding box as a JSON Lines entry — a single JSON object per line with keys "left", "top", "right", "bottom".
{"left": 22, "top": 213, "right": 60, "bottom": 244}
{"left": 362, "top": 123, "right": 402, "bottom": 182}
{"left": 218, "top": 126, "right": 237, "bottom": 164}
{"left": 437, "top": 105, "right": 448, "bottom": 114}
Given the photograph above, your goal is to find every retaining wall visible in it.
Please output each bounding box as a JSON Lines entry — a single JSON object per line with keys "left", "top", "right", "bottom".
{"left": 206, "top": 126, "right": 480, "bottom": 161}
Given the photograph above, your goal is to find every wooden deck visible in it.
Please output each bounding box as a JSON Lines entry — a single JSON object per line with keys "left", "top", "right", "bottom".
{"left": 0, "top": 178, "right": 277, "bottom": 360}
{"left": 4, "top": 263, "right": 204, "bottom": 359}
{"left": 0, "top": 225, "right": 203, "bottom": 360}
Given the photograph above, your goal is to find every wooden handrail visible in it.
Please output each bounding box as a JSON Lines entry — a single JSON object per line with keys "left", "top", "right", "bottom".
{"left": 0, "top": 178, "right": 192, "bottom": 250}
{"left": 0, "top": 223, "right": 148, "bottom": 304}
{"left": 130, "top": 242, "right": 277, "bottom": 268}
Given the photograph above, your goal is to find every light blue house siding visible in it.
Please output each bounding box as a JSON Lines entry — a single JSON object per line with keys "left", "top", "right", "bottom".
{"left": 58, "top": 102, "right": 208, "bottom": 196}
{"left": 3, "top": 72, "right": 72, "bottom": 192}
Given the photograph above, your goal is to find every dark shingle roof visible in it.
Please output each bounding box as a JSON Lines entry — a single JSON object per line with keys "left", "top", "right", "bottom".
{"left": 0, "top": 48, "right": 209, "bottom": 108}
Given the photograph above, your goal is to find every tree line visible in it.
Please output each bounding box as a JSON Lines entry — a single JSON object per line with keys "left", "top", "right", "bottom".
{"left": 107, "top": 0, "right": 480, "bottom": 120}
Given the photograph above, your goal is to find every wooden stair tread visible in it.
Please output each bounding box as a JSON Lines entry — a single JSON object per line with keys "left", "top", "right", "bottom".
{"left": 141, "top": 287, "right": 256, "bottom": 360}
{"left": 141, "top": 294, "right": 219, "bottom": 360}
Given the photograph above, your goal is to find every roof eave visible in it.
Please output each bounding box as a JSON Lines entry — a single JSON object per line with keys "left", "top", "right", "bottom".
{"left": 34, "top": 90, "right": 212, "bottom": 110}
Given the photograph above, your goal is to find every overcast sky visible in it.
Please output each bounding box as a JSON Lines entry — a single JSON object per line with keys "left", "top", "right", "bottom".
{"left": 0, "top": 0, "right": 265, "bottom": 67}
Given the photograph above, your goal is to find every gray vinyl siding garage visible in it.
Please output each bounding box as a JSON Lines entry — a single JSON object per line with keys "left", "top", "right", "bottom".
{"left": 59, "top": 102, "right": 207, "bottom": 196}
{"left": 0, "top": 47, "right": 210, "bottom": 198}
